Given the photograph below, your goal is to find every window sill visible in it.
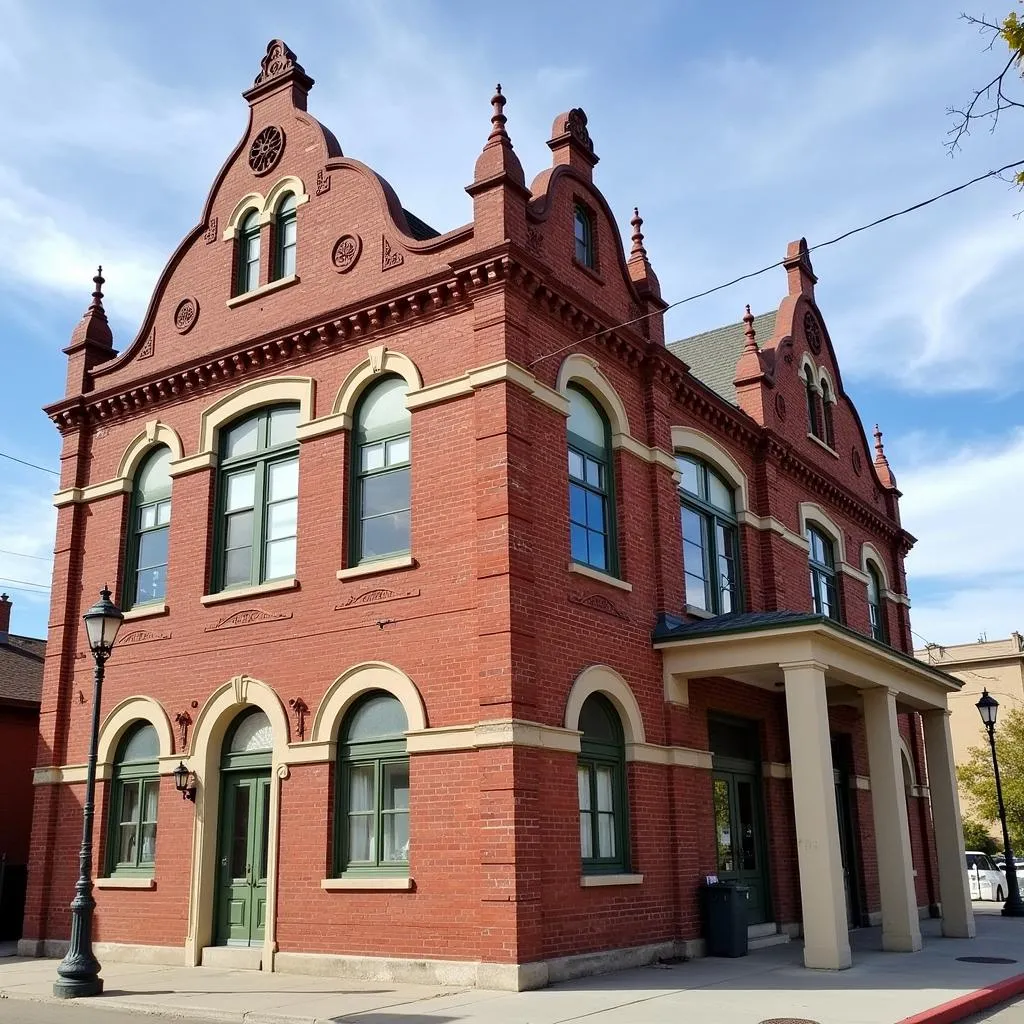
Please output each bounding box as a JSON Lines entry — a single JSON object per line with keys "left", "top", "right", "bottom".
{"left": 321, "top": 876, "right": 413, "bottom": 891}
{"left": 96, "top": 876, "right": 155, "bottom": 890}
{"left": 336, "top": 554, "right": 416, "bottom": 581}
{"left": 569, "top": 562, "right": 632, "bottom": 593}
{"left": 685, "top": 604, "right": 715, "bottom": 620}
{"left": 226, "top": 274, "right": 299, "bottom": 309}
{"left": 200, "top": 577, "right": 298, "bottom": 606}
{"left": 806, "top": 432, "right": 840, "bottom": 458}
{"left": 580, "top": 873, "right": 644, "bottom": 887}
{"left": 122, "top": 602, "right": 168, "bottom": 622}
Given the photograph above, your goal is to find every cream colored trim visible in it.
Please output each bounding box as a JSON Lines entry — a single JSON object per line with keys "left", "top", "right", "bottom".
{"left": 168, "top": 452, "right": 217, "bottom": 478}
{"left": 222, "top": 192, "right": 265, "bottom": 240}
{"left": 53, "top": 488, "right": 81, "bottom": 508}
{"left": 402, "top": 375, "right": 472, "bottom": 410}
{"left": 799, "top": 501, "right": 847, "bottom": 564}
{"left": 861, "top": 544, "right": 892, "bottom": 592}
{"left": 763, "top": 761, "right": 792, "bottom": 779}
{"left": 580, "top": 874, "right": 644, "bottom": 887}
{"left": 117, "top": 422, "right": 185, "bottom": 480}
{"left": 663, "top": 669, "right": 689, "bottom": 706}
{"left": 96, "top": 876, "right": 155, "bottom": 890}
{"left": 53, "top": 477, "right": 131, "bottom": 507}
{"left": 200, "top": 577, "right": 298, "bottom": 606}
{"left": 737, "top": 511, "right": 809, "bottom": 551}
{"left": 98, "top": 695, "right": 175, "bottom": 763}
{"left": 406, "top": 720, "right": 582, "bottom": 755}
{"left": 854, "top": 775, "right": 871, "bottom": 791}
{"left": 122, "top": 602, "right": 168, "bottom": 622}
{"left": 197, "top": 376, "right": 315, "bottom": 456}
{"left": 225, "top": 274, "right": 299, "bottom": 308}
{"left": 284, "top": 740, "right": 333, "bottom": 764}
{"left": 911, "top": 784, "right": 930, "bottom": 798}
{"left": 311, "top": 662, "right": 427, "bottom": 746}
{"left": 320, "top": 877, "right": 413, "bottom": 891}
{"left": 611, "top": 432, "right": 677, "bottom": 473}
{"left": 886, "top": 590, "right": 912, "bottom": 607}
{"left": 839, "top": 562, "right": 870, "bottom": 584}
{"left": 565, "top": 665, "right": 645, "bottom": 745}
{"left": 260, "top": 175, "right": 310, "bottom": 223}
{"left": 568, "top": 562, "right": 633, "bottom": 592}
{"left": 332, "top": 347, "right": 423, "bottom": 420}
{"left": 807, "top": 432, "right": 840, "bottom": 458}
{"left": 296, "top": 412, "right": 348, "bottom": 442}
{"left": 625, "top": 742, "right": 713, "bottom": 769}
{"left": 557, "top": 353, "right": 631, "bottom": 437}
{"left": 336, "top": 554, "right": 415, "bottom": 581}
{"left": 799, "top": 352, "right": 818, "bottom": 383}
{"left": 899, "top": 738, "right": 918, "bottom": 790}
{"left": 685, "top": 605, "right": 715, "bottom": 620}
{"left": 404, "top": 360, "right": 570, "bottom": 416}
{"left": 818, "top": 367, "right": 837, "bottom": 401}
{"left": 671, "top": 426, "right": 750, "bottom": 514}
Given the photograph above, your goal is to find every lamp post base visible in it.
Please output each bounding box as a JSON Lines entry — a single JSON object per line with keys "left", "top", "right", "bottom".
{"left": 1002, "top": 902, "right": 1024, "bottom": 918}
{"left": 53, "top": 976, "right": 104, "bottom": 999}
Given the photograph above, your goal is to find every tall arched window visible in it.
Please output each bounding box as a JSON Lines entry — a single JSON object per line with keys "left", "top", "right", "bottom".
{"left": 804, "top": 364, "right": 820, "bottom": 438}
{"left": 217, "top": 404, "right": 299, "bottom": 590}
{"left": 107, "top": 723, "right": 159, "bottom": 875}
{"left": 352, "top": 377, "right": 411, "bottom": 564}
{"left": 126, "top": 446, "right": 172, "bottom": 609}
{"left": 567, "top": 385, "right": 616, "bottom": 574}
{"left": 574, "top": 204, "right": 594, "bottom": 268}
{"left": 807, "top": 525, "right": 839, "bottom": 621}
{"left": 820, "top": 379, "right": 836, "bottom": 449}
{"left": 867, "top": 564, "right": 886, "bottom": 642}
{"left": 273, "top": 193, "right": 297, "bottom": 280}
{"left": 336, "top": 692, "right": 410, "bottom": 875}
{"left": 677, "top": 455, "right": 740, "bottom": 615}
{"left": 236, "top": 210, "right": 261, "bottom": 295}
{"left": 577, "top": 693, "right": 627, "bottom": 874}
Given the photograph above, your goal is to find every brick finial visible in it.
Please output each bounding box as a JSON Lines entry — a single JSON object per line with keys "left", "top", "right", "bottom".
{"left": 742, "top": 304, "right": 758, "bottom": 354}
{"left": 873, "top": 424, "right": 898, "bottom": 489}
{"left": 627, "top": 206, "right": 662, "bottom": 303}
{"left": 488, "top": 84, "right": 509, "bottom": 143}
{"left": 468, "top": 81, "right": 526, "bottom": 194}
{"left": 67, "top": 265, "right": 113, "bottom": 350}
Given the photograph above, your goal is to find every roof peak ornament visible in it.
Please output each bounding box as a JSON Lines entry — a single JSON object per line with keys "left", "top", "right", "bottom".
{"left": 66, "top": 264, "right": 113, "bottom": 354}
{"left": 468, "top": 80, "right": 526, "bottom": 195}
{"left": 254, "top": 39, "right": 305, "bottom": 87}
{"left": 742, "top": 304, "right": 758, "bottom": 354}
{"left": 873, "top": 424, "right": 898, "bottom": 489}
{"left": 488, "top": 83, "right": 509, "bottom": 143}
{"left": 629, "top": 207, "right": 647, "bottom": 260}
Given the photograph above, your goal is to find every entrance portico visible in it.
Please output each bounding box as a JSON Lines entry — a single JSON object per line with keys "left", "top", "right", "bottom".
{"left": 655, "top": 611, "right": 974, "bottom": 970}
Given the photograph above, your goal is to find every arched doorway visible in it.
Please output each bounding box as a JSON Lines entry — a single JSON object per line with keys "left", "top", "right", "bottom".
{"left": 215, "top": 708, "right": 273, "bottom": 947}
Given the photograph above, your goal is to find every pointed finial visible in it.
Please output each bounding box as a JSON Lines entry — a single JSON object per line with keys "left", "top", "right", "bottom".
{"left": 742, "top": 304, "right": 758, "bottom": 353}
{"left": 873, "top": 423, "right": 897, "bottom": 488}
{"left": 630, "top": 207, "right": 647, "bottom": 259}
{"left": 873, "top": 424, "right": 885, "bottom": 458}
{"left": 89, "top": 266, "right": 105, "bottom": 313}
{"left": 488, "top": 83, "right": 508, "bottom": 142}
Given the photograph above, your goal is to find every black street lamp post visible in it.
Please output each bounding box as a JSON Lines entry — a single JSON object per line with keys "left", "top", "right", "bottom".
{"left": 975, "top": 689, "right": 1024, "bottom": 918}
{"left": 53, "top": 586, "right": 124, "bottom": 998}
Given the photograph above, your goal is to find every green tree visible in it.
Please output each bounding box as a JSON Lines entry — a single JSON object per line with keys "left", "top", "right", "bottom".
{"left": 950, "top": 3, "right": 1024, "bottom": 186}
{"left": 957, "top": 705, "right": 1024, "bottom": 854}
{"left": 962, "top": 817, "right": 998, "bottom": 856}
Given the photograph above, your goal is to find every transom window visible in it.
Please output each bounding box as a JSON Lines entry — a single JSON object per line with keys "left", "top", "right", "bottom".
{"left": 567, "top": 385, "right": 615, "bottom": 574}
{"left": 577, "top": 693, "right": 627, "bottom": 874}
{"left": 867, "top": 564, "right": 886, "bottom": 642}
{"left": 677, "top": 455, "right": 740, "bottom": 615}
{"left": 217, "top": 405, "right": 299, "bottom": 590}
{"left": 352, "top": 377, "right": 411, "bottom": 563}
{"left": 336, "top": 692, "right": 410, "bottom": 875}
{"left": 108, "top": 723, "right": 159, "bottom": 875}
{"left": 126, "top": 447, "right": 172, "bottom": 609}
{"left": 274, "top": 193, "right": 297, "bottom": 280}
{"left": 237, "top": 210, "right": 261, "bottom": 295}
{"left": 574, "top": 204, "right": 594, "bottom": 268}
{"left": 807, "top": 525, "right": 839, "bottom": 621}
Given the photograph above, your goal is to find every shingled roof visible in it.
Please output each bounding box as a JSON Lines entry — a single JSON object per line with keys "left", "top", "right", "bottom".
{"left": 667, "top": 310, "right": 777, "bottom": 406}
{"left": 0, "top": 634, "right": 45, "bottom": 706}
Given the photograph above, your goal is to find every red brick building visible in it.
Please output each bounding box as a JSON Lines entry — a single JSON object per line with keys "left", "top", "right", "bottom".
{"left": 21, "top": 41, "right": 975, "bottom": 987}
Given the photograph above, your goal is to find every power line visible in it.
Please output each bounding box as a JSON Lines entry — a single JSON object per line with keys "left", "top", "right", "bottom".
{"left": 529, "top": 158, "right": 1024, "bottom": 368}
{"left": 0, "top": 576, "right": 50, "bottom": 591}
{"left": 0, "top": 548, "right": 53, "bottom": 562}
{"left": 0, "top": 583, "right": 51, "bottom": 597}
{"left": 0, "top": 451, "right": 60, "bottom": 477}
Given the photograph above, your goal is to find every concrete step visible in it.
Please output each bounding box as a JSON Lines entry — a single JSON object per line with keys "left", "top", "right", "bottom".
{"left": 201, "top": 945, "right": 262, "bottom": 971}
{"left": 748, "top": 932, "right": 792, "bottom": 952}
{"left": 747, "top": 922, "right": 779, "bottom": 939}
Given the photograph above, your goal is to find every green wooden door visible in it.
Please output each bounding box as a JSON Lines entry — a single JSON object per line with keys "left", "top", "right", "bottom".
{"left": 216, "top": 771, "right": 271, "bottom": 946}
{"left": 712, "top": 770, "right": 769, "bottom": 925}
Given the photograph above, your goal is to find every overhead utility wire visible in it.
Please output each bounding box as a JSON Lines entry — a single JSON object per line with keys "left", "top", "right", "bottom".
{"left": 0, "top": 451, "right": 60, "bottom": 477}
{"left": 0, "top": 584, "right": 51, "bottom": 597}
{"left": 0, "top": 548, "right": 53, "bottom": 562}
{"left": 0, "top": 576, "right": 50, "bottom": 591}
{"left": 529, "top": 158, "right": 1024, "bottom": 368}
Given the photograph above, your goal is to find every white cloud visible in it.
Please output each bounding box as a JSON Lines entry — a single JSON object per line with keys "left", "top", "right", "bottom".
{"left": 0, "top": 484, "right": 56, "bottom": 635}
{"left": 908, "top": 584, "right": 1024, "bottom": 649}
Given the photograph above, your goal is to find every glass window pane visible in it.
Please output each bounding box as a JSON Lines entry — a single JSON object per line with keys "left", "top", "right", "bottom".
{"left": 347, "top": 815, "right": 374, "bottom": 862}
{"left": 357, "top": 378, "right": 410, "bottom": 440}
{"left": 156, "top": 500, "right": 171, "bottom": 526}
{"left": 585, "top": 490, "right": 605, "bottom": 531}
{"left": 226, "top": 471, "right": 256, "bottom": 512}
{"left": 139, "top": 504, "right": 158, "bottom": 530}
{"left": 686, "top": 573, "right": 709, "bottom": 610}
{"left": 344, "top": 695, "right": 408, "bottom": 742}
{"left": 230, "top": 785, "right": 250, "bottom": 877}
{"left": 383, "top": 761, "right": 409, "bottom": 811}
{"left": 267, "top": 499, "right": 297, "bottom": 540}
{"left": 677, "top": 456, "right": 700, "bottom": 497}
{"left": 119, "top": 823, "right": 139, "bottom": 864}
{"left": 361, "top": 442, "right": 386, "bottom": 473}
{"left": 587, "top": 531, "right": 607, "bottom": 571}
{"left": 386, "top": 436, "right": 410, "bottom": 466}
{"left": 120, "top": 725, "right": 159, "bottom": 763}
{"left": 136, "top": 449, "right": 172, "bottom": 501}
{"left": 135, "top": 566, "right": 166, "bottom": 605}
{"left": 142, "top": 779, "right": 159, "bottom": 820}
{"left": 265, "top": 537, "right": 295, "bottom": 579}
{"left": 138, "top": 528, "right": 169, "bottom": 571}
{"left": 569, "top": 483, "right": 587, "bottom": 526}
{"left": 268, "top": 459, "right": 298, "bottom": 502}
{"left": 226, "top": 510, "right": 254, "bottom": 549}
{"left": 597, "top": 812, "right": 616, "bottom": 858}
{"left": 383, "top": 810, "right": 409, "bottom": 863}
{"left": 580, "top": 812, "right": 593, "bottom": 859}
{"left": 268, "top": 407, "right": 299, "bottom": 447}
{"left": 570, "top": 524, "right": 589, "bottom": 564}
{"left": 567, "top": 389, "right": 605, "bottom": 448}
{"left": 281, "top": 245, "right": 296, "bottom": 278}
{"left": 229, "top": 710, "right": 273, "bottom": 753}
{"left": 361, "top": 469, "right": 410, "bottom": 518}
{"left": 360, "top": 511, "right": 411, "bottom": 560}
{"left": 224, "top": 546, "right": 253, "bottom": 587}
{"left": 713, "top": 778, "right": 734, "bottom": 872}
{"left": 583, "top": 458, "right": 601, "bottom": 489}
{"left": 578, "top": 766, "right": 592, "bottom": 811}
{"left": 580, "top": 695, "right": 621, "bottom": 742}
{"left": 140, "top": 823, "right": 157, "bottom": 864}
{"left": 595, "top": 767, "right": 615, "bottom": 812}
{"left": 736, "top": 781, "right": 757, "bottom": 871}
{"left": 682, "top": 507, "right": 706, "bottom": 547}
{"left": 568, "top": 449, "right": 585, "bottom": 480}
{"left": 224, "top": 419, "right": 259, "bottom": 460}
{"left": 348, "top": 764, "right": 376, "bottom": 812}
{"left": 707, "top": 471, "right": 734, "bottom": 513}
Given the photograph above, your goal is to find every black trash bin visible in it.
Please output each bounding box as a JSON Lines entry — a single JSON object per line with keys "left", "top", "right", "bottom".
{"left": 700, "top": 881, "right": 750, "bottom": 957}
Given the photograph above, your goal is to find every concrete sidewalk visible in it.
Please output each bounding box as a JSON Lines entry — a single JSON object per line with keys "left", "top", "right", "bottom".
{"left": 1, "top": 907, "right": 1022, "bottom": 1024}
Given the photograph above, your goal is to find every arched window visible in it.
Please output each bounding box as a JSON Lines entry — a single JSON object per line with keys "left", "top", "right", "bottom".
{"left": 273, "top": 193, "right": 297, "bottom": 280}
{"left": 336, "top": 692, "right": 410, "bottom": 875}
{"left": 567, "top": 385, "right": 616, "bottom": 574}
{"left": 804, "top": 364, "right": 820, "bottom": 438}
{"left": 574, "top": 204, "right": 594, "bottom": 268}
{"left": 217, "top": 404, "right": 299, "bottom": 590}
{"left": 867, "top": 564, "right": 886, "bottom": 642}
{"left": 677, "top": 455, "right": 740, "bottom": 615}
{"left": 108, "top": 723, "right": 159, "bottom": 875}
{"left": 820, "top": 379, "right": 836, "bottom": 449}
{"left": 577, "top": 693, "right": 627, "bottom": 874}
{"left": 807, "top": 525, "right": 840, "bottom": 621}
{"left": 352, "top": 377, "right": 411, "bottom": 564}
{"left": 236, "top": 210, "right": 261, "bottom": 295}
{"left": 126, "top": 446, "right": 171, "bottom": 609}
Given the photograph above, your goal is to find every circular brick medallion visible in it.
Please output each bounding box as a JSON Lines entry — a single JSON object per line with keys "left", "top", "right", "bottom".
{"left": 804, "top": 311, "right": 822, "bottom": 355}
{"left": 173, "top": 297, "right": 199, "bottom": 334}
{"left": 332, "top": 233, "right": 362, "bottom": 273}
{"left": 774, "top": 392, "right": 787, "bottom": 421}
{"left": 852, "top": 448, "right": 862, "bottom": 475}
{"left": 249, "top": 125, "right": 285, "bottom": 176}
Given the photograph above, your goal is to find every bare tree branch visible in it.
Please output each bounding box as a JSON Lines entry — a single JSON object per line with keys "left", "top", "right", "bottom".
{"left": 947, "top": 32, "right": 1024, "bottom": 155}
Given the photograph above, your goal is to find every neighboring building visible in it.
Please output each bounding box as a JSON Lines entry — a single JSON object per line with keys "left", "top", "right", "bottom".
{"left": 0, "top": 595, "right": 45, "bottom": 940}
{"left": 21, "top": 41, "right": 974, "bottom": 987}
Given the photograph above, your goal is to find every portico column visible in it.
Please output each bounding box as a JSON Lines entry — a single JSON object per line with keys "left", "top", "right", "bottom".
{"left": 782, "top": 660, "right": 851, "bottom": 970}
{"left": 922, "top": 708, "right": 975, "bottom": 938}
{"left": 861, "top": 687, "right": 922, "bottom": 952}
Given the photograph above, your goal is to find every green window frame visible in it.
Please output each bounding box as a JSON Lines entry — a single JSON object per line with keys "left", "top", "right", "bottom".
{"left": 273, "top": 193, "right": 297, "bottom": 280}
{"left": 574, "top": 203, "right": 594, "bottom": 268}
{"left": 215, "top": 405, "right": 299, "bottom": 592}
{"left": 867, "top": 563, "right": 887, "bottom": 642}
{"left": 677, "top": 454, "right": 741, "bottom": 615}
{"left": 124, "top": 446, "right": 172, "bottom": 610}
{"left": 808, "top": 525, "right": 840, "bottom": 621}
{"left": 236, "top": 209, "right": 261, "bottom": 295}
{"left": 107, "top": 723, "right": 160, "bottom": 876}
{"left": 578, "top": 693, "right": 628, "bottom": 874}
{"left": 350, "top": 377, "right": 411, "bottom": 565}
{"left": 567, "top": 384, "right": 617, "bottom": 575}
{"left": 804, "top": 364, "right": 820, "bottom": 439}
{"left": 335, "top": 692, "right": 410, "bottom": 877}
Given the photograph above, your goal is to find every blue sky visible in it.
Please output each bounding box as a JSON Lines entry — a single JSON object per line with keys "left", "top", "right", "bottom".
{"left": 1, "top": 0, "right": 1022, "bottom": 646}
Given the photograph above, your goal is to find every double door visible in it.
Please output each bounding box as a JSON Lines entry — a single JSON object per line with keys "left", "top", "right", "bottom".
{"left": 712, "top": 768, "right": 769, "bottom": 925}
{"left": 215, "top": 771, "right": 271, "bottom": 947}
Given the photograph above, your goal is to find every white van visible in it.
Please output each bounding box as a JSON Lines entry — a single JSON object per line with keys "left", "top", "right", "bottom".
{"left": 965, "top": 851, "right": 1007, "bottom": 901}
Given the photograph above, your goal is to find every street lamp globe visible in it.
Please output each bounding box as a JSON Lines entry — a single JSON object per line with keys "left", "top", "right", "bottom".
{"left": 82, "top": 585, "right": 124, "bottom": 655}
{"left": 976, "top": 688, "right": 999, "bottom": 730}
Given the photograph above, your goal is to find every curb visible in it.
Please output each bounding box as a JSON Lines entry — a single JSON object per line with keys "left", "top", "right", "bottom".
{"left": 897, "top": 972, "right": 1024, "bottom": 1024}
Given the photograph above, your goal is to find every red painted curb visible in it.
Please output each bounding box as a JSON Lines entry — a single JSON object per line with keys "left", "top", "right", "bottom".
{"left": 897, "top": 971, "right": 1024, "bottom": 1024}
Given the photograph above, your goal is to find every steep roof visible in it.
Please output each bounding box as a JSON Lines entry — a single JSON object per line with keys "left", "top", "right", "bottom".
{"left": 668, "top": 310, "right": 777, "bottom": 406}
{"left": 0, "top": 634, "right": 45, "bottom": 706}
